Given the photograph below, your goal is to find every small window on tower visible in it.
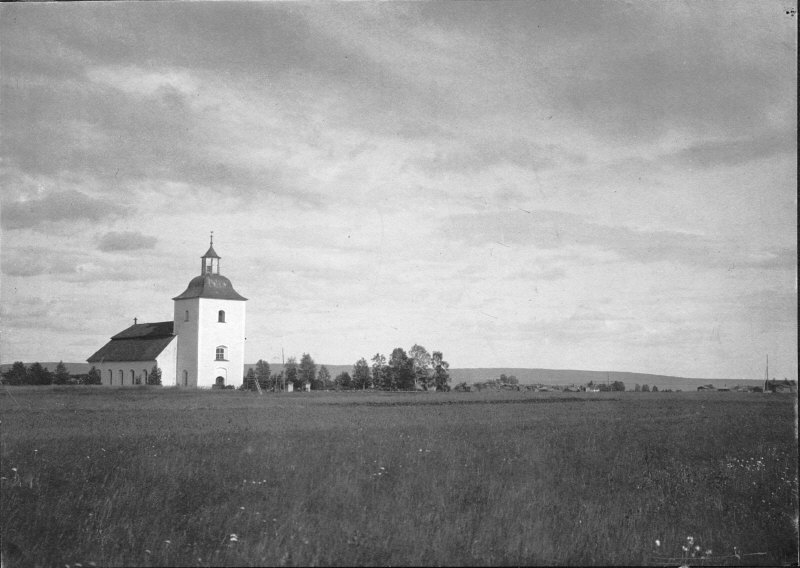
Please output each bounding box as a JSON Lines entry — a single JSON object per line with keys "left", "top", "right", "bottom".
{"left": 185, "top": 310, "right": 189, "bottom": 322}
{"left": 183, "top": 370, "right": 188, "bottom": 386}
{"left": 218, "top": 310, "right": 226, "bottom": 323}
{"left": 215, "top": 346, "right": 227, "bottom": 361}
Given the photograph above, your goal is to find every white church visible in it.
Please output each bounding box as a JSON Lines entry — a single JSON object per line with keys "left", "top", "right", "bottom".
{"left": 87, "top": 238, "right": 247, "bottom": 388}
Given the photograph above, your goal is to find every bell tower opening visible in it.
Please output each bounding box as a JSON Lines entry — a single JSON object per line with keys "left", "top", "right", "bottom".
{"left": 200, "top": 232, "right": 221, "bottom": 275}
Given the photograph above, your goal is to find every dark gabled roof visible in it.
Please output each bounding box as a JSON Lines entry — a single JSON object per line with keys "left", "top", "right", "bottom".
{"left": 202, "top": 245, "right": 220, "bottom": 259}
{"left": 172, "top": 274, "right": 247, "bottom": 301}
{"left": 87, "top": 336, "right": 175, "bottom": 363}
{"left": 111, "top": 321, "right": 174, "bottom": 340}
{"left": 88, "top": 321, "right": 176, "bottom": 363}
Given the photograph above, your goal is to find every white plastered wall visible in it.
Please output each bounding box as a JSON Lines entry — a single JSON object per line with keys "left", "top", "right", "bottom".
{"left": 173, "top": 296, "right": 246, "bottom": 388}
{"left": 173, "top": 297, "right": 200, "bottom": 387}
{"left": 196, "top": 298, "right": 246, "bottom": 388}
{"left": 155, "top": 338, "right": 178, "bottom": 387}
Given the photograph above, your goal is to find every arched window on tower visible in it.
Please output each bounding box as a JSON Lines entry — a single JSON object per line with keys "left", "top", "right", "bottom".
{"left": 215, "top": 346, "right": 227, "bottom": 361}
{"left": 119, "top": 369, "right": 124, "bottom": 385}
{"left": 185, "top": 310, "right": 189, "bottom": 322}
{"left": 108, "top": 369, "right": 113, "bottom": 385}
{"left": 183, "top": 370, "right": 188, "bottom": 386}
{"left": 218, "top": 310, "right": 226, "bottom": 323}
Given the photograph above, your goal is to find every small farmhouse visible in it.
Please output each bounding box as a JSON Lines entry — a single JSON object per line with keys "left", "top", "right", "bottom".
{"left": 87, "top": 237, "right": 247, "bottom": 388}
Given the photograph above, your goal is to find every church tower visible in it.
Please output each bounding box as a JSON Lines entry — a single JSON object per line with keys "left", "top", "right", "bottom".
{"left": 173, "top": 235, "right": 247, "bottom": 388}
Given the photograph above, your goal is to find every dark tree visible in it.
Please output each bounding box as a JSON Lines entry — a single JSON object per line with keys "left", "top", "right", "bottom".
{"left": 245, "top": 368, "right": 257, "bottom": 390}
{"left": 352, "top": 358, "right": 371, "bottom": 390}
{"left": 85, "top": 366, "right": 102, "bottom": 385}
{"left": 298, "top": 353, "right": 316, "bottom": 390}
{"left": 53, "top": 361, "right": 71, "bottom": 385}
{"left": 255, "top": 359, "right": 271, "bottom": 390}
{"left": 409, "top": 344, "right": 432, "bottom": 390}
{"left": 335, "top": 371, "right": 352, "bottom": 390}
{"left": 149, "top": 365, "right": 162, "bottom": 386}
{"left": 2, "top": 362, "right": 27, "bottom": 386}
{"left": 284, "top": 357, "right": 300, "bottom": 390}
{"left": 388, "top": 348, "right": 414, "bottom": 391}
{"left": 641, "top": 384, "right": 650, "bottom": 392}
{"left": 28, "top": 363, "right": 53, "bottom": 386}
{"left": 611, "top": 381, "right": 626, "bottom": 392}
{"left": 317, "top": 365, "right": 332, "bottom": 390}
{"left": 432, "top": 351, "right": 450, "bottom": 391}
{"left": 371, "top": 353, "right": 387, "bottom": 390}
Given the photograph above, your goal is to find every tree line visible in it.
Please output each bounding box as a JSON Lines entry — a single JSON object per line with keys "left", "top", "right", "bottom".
{"left": 1, "top": 361, "right": 162, "bottom": 386}
{"left": 243, "top": 344, "right": 451, "bottom": 392}
{"left": 2, "top": 361, "right": 100, "bottom": 386}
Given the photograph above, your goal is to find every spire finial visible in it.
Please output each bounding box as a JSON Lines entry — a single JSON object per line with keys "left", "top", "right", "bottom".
{"left": 210, "top": 231, "right": 214, "bottom": 246}
{"left": 134, "top": 317, "right": 138, "bottom": 325}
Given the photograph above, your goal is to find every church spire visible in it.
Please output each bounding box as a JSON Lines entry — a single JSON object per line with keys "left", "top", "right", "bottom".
{"left": 201, "top": 232, "right": 221, "bottom": 275}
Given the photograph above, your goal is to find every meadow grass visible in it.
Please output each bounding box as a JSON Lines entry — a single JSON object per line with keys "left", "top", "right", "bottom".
{"left": 1, "top": 387, "right": 797, "bottom": 566}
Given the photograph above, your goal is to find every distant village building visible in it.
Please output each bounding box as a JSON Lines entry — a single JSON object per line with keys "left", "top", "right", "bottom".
{"left": 764, "top": 379, "right": 797, "bottom": 394}
{"left": 87, "top": 238, "right": 247, "bottom": 388}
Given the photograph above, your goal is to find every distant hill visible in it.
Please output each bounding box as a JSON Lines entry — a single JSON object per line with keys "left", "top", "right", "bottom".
{"left": 1, "top": 362, "right": 762, "bottom": 391}
{"left": 446, "top": 368, "right": 762, "bottom": 392}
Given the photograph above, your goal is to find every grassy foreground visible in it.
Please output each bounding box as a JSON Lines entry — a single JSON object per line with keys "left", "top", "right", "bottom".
{"left": 1, "top": 388, "right": 797, "bottom": 566}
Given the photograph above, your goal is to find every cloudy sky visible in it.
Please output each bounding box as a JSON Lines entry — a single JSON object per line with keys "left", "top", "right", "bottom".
{"left": 1, "top": 2, "right": 796, "bottom": 380}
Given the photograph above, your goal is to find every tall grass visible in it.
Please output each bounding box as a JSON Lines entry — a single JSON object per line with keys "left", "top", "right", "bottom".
{"left": 1, "top": 387, "right": 797, "bottom": 566}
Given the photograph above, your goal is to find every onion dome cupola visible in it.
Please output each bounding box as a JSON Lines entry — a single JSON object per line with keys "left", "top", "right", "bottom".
{"left": 172, "top": 234, "right": 248, "bottom": 301}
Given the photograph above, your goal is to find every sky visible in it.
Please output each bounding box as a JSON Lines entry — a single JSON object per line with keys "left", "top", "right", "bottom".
{"left": 1, "top": 1, "right": 796, "bottom": 380}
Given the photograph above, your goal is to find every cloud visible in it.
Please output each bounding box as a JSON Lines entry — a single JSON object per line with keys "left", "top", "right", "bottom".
{"left": 97, "top": 231, "right": 157, "bottom": 252}
{"left": 443, "top": 210, "right": 796, "bottom": 270}
{"left": 415, "top": 137, "right": 584, "bottom": 174}
{"left": 1, "top": 249, "right": 78, "bottom": 277}
{"left": 662, "top": 130, "right": 796, "bottom": 170}
{"left": 1, "top": 190, "right": 125, "bottom": 230}
{"left": 550, "top": 4, "right": 795, "bottom": 143}
{"left": 0, "top": 296, "right": 57, "bottom": 326}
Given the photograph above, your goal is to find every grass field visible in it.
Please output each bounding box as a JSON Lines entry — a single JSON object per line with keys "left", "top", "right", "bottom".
{"left": 1, "top": 387, "right": 797, "bottom": 566}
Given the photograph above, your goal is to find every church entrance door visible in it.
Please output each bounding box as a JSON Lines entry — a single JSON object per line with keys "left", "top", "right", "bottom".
{"left": 215, "top": 376, "right": 225, "bottom": 388}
